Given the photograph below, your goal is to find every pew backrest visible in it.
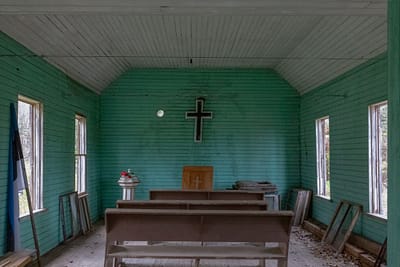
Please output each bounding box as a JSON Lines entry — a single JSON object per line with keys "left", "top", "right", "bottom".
{"left": 149, "top": 189, "right": 265, "bottom": 200}
{"left": 105, "top": 208, "right": 293, "bottom": 243}
{"left": 116, "top": 200, "right": 268, "bottom": 210}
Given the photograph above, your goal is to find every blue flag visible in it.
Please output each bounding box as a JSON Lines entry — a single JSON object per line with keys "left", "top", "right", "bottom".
{"left": 7, "top": 103, "right": 26, "bottom": 252}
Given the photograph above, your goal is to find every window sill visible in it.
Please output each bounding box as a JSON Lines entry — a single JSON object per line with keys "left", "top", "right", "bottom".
{"left": 315, "top": 195, "right": 332, "bottom": 202}
{"left": 366, "top": 212, "right": 387, "bottom": 223}
{"left": 19, "top": 208, "right": 48, "bottom": 221}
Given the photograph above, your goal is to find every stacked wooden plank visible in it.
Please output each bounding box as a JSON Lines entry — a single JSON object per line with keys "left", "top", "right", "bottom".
{"left": 233, "top": 180, "right": 278, "bottom": 194}
{"left": 0, "top": 250, "right": 34, "bottom": 267}
{"left": 149, "top": 189, "right": 265, "bottom": 200}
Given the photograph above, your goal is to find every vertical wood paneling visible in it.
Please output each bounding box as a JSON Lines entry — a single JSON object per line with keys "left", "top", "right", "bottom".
{"left": 388, "top": 0, "right": 400, "bottom": 264}
{"left": 100, "top": 69, "right": 300, "bottom": 209}
{"left": 300, "top": 54, "right": 387, "bottom": 243}
{"left": 0, "top": 32, "right": 101, "bottom": 255}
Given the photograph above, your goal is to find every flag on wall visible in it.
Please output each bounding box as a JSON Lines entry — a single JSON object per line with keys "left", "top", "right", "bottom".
{"left": 7, "top": 103, "right": 26, "bottom": 252}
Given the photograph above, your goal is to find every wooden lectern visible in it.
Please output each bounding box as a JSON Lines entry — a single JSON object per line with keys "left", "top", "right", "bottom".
{"left": 182, "top": 166, "right": 213, "bottom": 190}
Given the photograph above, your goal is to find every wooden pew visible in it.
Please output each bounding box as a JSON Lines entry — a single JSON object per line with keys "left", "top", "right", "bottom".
{"left": 116, "top": 199, "right": 268, "bottom": 210}
{"left": 104, "top": 208, "right": 293, "bottom": 267}
{"left": 149, "top": 189, "right": 265, "bottom": 200}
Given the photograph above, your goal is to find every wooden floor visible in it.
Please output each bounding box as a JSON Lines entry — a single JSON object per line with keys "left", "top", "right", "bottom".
{"left": 41, "top": 222, "right": 361, "bottom": 267}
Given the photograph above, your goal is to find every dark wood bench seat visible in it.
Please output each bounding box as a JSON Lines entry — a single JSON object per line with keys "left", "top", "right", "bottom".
{"left": 149, "top": 189, "right": 265, "bottom": 200}
{"left": 116, "top": 199, "right": 268, "bottom": 210}
{"left": 104, "top": 208, "right": 293, "bottom": 267}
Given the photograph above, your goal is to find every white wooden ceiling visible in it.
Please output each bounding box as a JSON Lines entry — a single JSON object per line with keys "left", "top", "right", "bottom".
{"left": 0, "top": 0, "right": 387, "bottom": 94}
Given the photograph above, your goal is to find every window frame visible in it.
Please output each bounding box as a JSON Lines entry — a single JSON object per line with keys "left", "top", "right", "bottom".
{"left": 315, "top": 116, "right": 331, "bottom": 199}
{"left": 17, "top": 95, "right": 43, "bottom": 216}
{"left": 75, "top": 114, "right": 87, "bottom": 194}
{"left": 368, "top": 100, "right": 388, "bottom": 218}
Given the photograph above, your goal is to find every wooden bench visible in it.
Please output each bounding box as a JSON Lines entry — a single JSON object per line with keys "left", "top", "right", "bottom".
{"left": 0, "top": 250, "right": 34, "bottom": 267}
{"left": 104, "top": 208, "right": 293, "bottom": 267}
{"left": 116, "top": 199, "right": 268, "bottom": 210}
{"left": 149, "top": 189, "right": 265, "bottom": 200}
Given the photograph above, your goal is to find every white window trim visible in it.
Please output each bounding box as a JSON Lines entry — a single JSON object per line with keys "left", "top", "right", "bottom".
{"left": 316, "top": 116, "right": 330, "bottom": 199}
{"left": 18, "top": 95, "right": 43, "bottom": 215}
{"left": 368, "top": 100, "right": 388, "bottom": 218}
{"left": 75, "top": 114, "right": 87, "bottom": 194}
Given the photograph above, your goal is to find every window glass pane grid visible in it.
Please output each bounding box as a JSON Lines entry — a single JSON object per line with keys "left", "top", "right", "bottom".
{"left": 369, "top": 101, "right": 387, "bottom": 217}
{"left": 316, "top": 116, "right": 330, "bottom": 198}
{"left": 17, "top": 96, "right": 43, "bottom": 216}
{"left": 75, "top": 115, "right": 87, "bottom": 193}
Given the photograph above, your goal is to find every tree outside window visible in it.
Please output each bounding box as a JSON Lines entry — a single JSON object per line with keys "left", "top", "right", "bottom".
{"left": 369, "top": 101, "right": 387, "bottom": 218}
{"left": 18, "top": 96, "right": 43, "bottom": 216}
{"left": 316, "top": 116, "right": 330, "bottom": 199}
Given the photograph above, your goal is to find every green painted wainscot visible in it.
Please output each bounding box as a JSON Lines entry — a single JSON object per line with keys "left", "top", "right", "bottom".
{"left": 0, "top": 13, "right": 397, "bottom": 263}
{"left": 100, "top": 69, "right": 300, "bottom": 208}
{"left": 300, "top": 54, "right": 388, "bottom": 244}
{"left": 0, "top": 32, "right": 102, "bottom": 255}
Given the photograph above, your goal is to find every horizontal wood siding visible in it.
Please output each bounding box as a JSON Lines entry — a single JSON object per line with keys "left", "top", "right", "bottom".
{"left": 300, "top": 54, "right": 387, "bottom": 243}
{"left": 0, "top": 32, "right": 101, "bottom": 255}
{"left": 100, "top": 69, "right": 300, "bottom": 208}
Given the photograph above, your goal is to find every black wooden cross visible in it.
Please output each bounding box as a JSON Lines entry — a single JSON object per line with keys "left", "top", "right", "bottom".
{"left": 186, "top": 98, "right": 213, "bottom": 142}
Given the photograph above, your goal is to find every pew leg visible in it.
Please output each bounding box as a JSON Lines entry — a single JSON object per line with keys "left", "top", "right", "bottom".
{"left": 113, "top": 241, "right": 123, "bottom": 267}
{"left": 193, "top": 240, "right": 204, "bottom": 267}
{"left": 104, "top": 256, "right": 113, "bottom": 267}
{"left": 277, "top": 242, "right": 288, "bottom": 267}
{"left": 256, "top": 242, "right": 266, "bottom": 267}
{"left": 104, "top": 240, "right": 115, "bottom": 267}
{"left": 277, "top": 259, "right": 287, "bottom": 267}
{"left": 113, "top": 257, "right": 123, "bottom": 267}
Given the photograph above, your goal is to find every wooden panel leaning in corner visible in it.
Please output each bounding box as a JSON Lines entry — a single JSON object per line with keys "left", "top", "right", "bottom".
{"left": 59, "top": 192, "right": 81, "bottom": 243}
{"left": 78, "top": 193, "right": 92, "bottom": 235}
{"left": 182, "top": 166, "right": 213, "bottom": 190}
{"left": 373, "top": 237, "right": 387, "bottom": 267}
{"left": 322, "top": 200, "right": 362, "bottom": 255}
{"left": 286, "top": 188, "right": 312, "bottom": 226}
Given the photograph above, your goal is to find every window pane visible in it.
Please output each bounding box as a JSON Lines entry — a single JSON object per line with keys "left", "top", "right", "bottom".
{"left": 378, "top": 104, "right": 387, "bottom": 216}
{"left": 316, "top": 116, "right": 330, "bottom": 198}
{"left": 369, "top": 101, "right": 388, "bottom": 217}
{"left": 75, "top": 119, "right": 80, "bottom": 154}
{"left": 18, "top": 97, "right": 42, "bottom": 216}
{"left": 75, "top": 115, "right": 87, "bottom": 193}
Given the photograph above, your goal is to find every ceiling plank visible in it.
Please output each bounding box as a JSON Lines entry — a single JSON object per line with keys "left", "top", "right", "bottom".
{"left": 0, "top": 0, "right": 386, "bottom": 16}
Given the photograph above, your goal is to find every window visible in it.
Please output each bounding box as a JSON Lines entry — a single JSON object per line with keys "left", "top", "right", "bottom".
{"left": 75, "top": 114, "right": 87, "bottom": 194}
{"left": 18, "top": 96, "right": 43, "bottom": 216}
{"left": 369, "top": 101, "right": 388, "bottom": 218}
{"left": 316, "top": 116, "right": 330, "bottom": 198}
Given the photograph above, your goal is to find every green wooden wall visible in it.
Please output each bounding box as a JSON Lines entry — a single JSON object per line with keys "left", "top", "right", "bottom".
{"left": 100, "top": 69, "right": 300, "bottom": 208}
{"left": 0, "top": 18, "right": 394, "bottom": 261}
{"left": 0, "top": 32, "right": 101, "bottom": 255}
{"left": 388, "top": 0, "right": 400, "bottom": 265}
{"left": 300, "top": 55, "right": 388, "bottom": 243}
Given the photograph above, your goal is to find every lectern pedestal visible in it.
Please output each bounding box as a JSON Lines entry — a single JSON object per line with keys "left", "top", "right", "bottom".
{"left": 118, "top": 177, "right": 139, "bottom": 200}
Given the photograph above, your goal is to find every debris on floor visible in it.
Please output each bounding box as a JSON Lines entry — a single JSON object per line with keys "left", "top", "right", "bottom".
{"left": 42, "top": 223, "right": 363, "bottom": 267}
{"left": 290, "top": 227, "right": 361, "bottom": 267}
